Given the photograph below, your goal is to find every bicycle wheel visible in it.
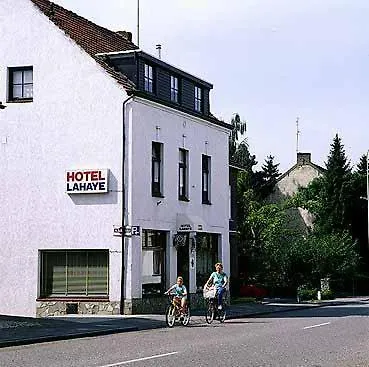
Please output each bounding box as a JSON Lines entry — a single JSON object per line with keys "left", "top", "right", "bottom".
{"left": 218, "top": 305, "right": 226, "bottom": 323}
{"left": 165, "top": 305, "right": 176, "bottom": 327}
{"left": 205, "top": 300, "right": 215, "bottom": 324}
{"left": 181, "top": 306, "right": 191, "bottom": 326}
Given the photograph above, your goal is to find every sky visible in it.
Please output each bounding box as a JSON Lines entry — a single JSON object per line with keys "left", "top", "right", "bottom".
{"left": 56, "top": 0, "right": 369, "bottom": 172}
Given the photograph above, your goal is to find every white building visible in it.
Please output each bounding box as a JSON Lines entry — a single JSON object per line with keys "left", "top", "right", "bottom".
{"left": 0, "top": 0, "right": 231, "bottom": 316}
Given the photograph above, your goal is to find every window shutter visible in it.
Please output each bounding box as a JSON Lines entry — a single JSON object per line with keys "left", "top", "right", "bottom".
{"left": 88, "top": 251, "right": 109, "bottom": 295}
{"left": 67, "top": 252, "right": 87, "bottom": 294}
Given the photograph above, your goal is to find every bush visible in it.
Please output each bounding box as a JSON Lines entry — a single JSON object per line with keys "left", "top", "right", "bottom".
{"left": 321, "top": 289, "right": 335, "bottom": 300}
{"left": 297, "top": 285, "right": 318, "bottom": 302}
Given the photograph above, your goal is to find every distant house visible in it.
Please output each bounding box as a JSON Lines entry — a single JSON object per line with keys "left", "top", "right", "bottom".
{"left": 269, "top": 152, "right": 325, "bottom": 230}
{"left": 0, "top": 0, "right": 231, "bottom": 316}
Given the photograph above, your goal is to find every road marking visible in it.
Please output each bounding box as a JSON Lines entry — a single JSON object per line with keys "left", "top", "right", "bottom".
{"left": 97, "top": 352, "right": 179, "bottom": 366}
{"left": 303, "top": 322, "right": 331, "bottom": 330}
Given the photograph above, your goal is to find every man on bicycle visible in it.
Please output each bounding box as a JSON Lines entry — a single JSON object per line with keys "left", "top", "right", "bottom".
{"left": 204, "top": 263, "right": 228, "bottom": 310}
{"left": 165, "top": 276, "right": 188, "bottom": 314}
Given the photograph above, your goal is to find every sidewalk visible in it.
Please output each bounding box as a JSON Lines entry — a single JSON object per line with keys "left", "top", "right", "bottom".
{"left": 1, "top": 297, "right": 368, "bottom": 348}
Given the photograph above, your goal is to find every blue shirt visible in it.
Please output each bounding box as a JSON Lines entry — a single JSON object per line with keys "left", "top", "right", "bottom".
{"left": 173, "top": 284, "right": 187, "bottom": 297}
{"left": 210, "top": 271, "right": 227, "bottom": 289}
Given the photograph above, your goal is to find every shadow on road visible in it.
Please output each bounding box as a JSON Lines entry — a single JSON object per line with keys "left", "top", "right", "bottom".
{"left": 256, "top": 303, "right": 369, "bottom": 319}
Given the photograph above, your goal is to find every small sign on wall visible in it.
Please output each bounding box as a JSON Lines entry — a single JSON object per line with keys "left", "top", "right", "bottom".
{"left": 66, "top": 169, "right": 109, "bottom": 194}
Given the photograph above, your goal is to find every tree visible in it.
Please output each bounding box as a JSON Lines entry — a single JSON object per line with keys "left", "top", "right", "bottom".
{"left": 258, "top": 155, "right": 281, "bottom": 199}
{"left": 356, "top": 154, "right": 368, "bottom": 175}
{"left": 229, "top": 113, "right": 247, "bottom": 162}
{"left": 297, "top": 134, "right": 353, "bottom": 233}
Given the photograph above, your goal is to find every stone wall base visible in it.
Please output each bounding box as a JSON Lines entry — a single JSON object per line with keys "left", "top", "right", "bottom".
{"left": 36, "top": 301, "right": 120, "bottom": 317}
{"left": 131, "top": 293, "right": 207, "bottom": 314}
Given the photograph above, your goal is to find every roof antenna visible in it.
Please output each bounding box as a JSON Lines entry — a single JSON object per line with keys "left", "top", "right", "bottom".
{"left": 156, "top": 44, "right": 162, "bottom": 59}
{"left": 296, "top": 117, "right": 300, "bottom": 153}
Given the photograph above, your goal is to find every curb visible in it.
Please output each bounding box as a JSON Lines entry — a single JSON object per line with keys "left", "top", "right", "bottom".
{"left": 0, "top": 326, "right": 138, "bottom": 348}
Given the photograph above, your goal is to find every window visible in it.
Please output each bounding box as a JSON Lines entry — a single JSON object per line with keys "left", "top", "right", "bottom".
{"left": 144, "top": 63, "right": 153, "bottom": 93}
{"left": 196, "top": 233, "right": 218, "bottom": 290}
{"left": 178, "top": 149, "right": 189, "bottom": 201}
{"left": 170, "top": 75, "right": 179, "bottom": 103}
{"left": 152, "top": 142, "right": 163, "bottom": 197}
{"left": 202, "top": 155, "right": 211, "bottom": 204}
{"left": 142, "top": 230, "right": 167, "bottom": 295}
{"left": 8, "top": 66, "right": 33, "bottom": 101}
{"left": 40, "top": 250, "right": 109, "bottom": 297}
{"left": 194, "top": 86, "right": 202, "bottom": 112}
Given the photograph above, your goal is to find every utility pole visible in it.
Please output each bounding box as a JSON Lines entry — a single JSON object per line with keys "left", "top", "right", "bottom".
{"left": 367, "top": 150, "right": 369, "bottom": 248}
{"left": 137, "top": 0, "right": 140, "bottom": 47}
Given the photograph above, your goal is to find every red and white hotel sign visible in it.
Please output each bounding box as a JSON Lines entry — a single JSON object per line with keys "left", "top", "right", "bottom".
{"left": 66, "top": 169, "right": 109, "bottom": 194}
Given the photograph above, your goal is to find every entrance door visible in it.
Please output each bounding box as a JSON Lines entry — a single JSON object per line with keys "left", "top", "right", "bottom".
{"left": 176, "top": 234, "right": 189, "bottom": 289}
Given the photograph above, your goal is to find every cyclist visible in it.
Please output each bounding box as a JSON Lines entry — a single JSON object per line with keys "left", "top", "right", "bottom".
{"left": 204, "top": 263, "right": 228, "bottom": 310}
{"left": 165, "top": 276, "right": 188, "bottom": 314}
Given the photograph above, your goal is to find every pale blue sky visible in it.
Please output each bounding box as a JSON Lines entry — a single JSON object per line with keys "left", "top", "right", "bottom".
{"left": 56, "top": 0, "right": 369, "bottom": 171}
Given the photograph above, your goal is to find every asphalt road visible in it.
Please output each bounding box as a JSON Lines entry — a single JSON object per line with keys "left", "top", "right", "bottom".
{"left": 1, "top": 303, "right": 369, "bottom": 367}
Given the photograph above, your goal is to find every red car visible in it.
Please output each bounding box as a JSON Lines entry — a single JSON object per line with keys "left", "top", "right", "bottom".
{"left": 240, "top": 284, "right": 267, "bottom": 298}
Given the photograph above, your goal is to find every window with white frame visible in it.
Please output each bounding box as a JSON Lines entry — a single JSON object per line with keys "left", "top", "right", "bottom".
{"left": 170, "top": 75, "right": 179, "bottom": 103}
{"left": 178, "top": 148, "right": 189, "bottom": 201}
{"left": 144, "top": 63, "right": 154, "bottom": 93}
{"left": 40, "top": 250, "right": 109, "bottom": 297}
{"left": 8, "top": 66, "right": 33, "bottom": 101}
{"left": 194, "top": 86, "right": 202, "bottom": 112}
{"left": 152, "top": 142, "right": 163, "bottom": 197}
{"left": 202, "top": 155, "right": 211, "bottom": 204}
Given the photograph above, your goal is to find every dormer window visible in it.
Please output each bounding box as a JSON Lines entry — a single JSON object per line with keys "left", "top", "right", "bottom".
{"left": 194, "top": 86, "right": 202, "bottom": 112}
{"left": 170, "top": 75, "right": 179, "bottom": 103}
{"left": 144, "top": 63, "right": 153, "bottom": 93}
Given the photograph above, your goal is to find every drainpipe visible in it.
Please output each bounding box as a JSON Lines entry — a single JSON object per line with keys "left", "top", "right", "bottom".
{"left": 120, "top": 93, "right": 134, "bottom": 315}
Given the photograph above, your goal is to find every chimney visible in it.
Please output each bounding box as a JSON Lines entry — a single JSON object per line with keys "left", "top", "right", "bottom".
{"left": 116, "top": 31, "right": 133, "bottom": 42}
{"left": 156, "top": 44, "right": 162, "bottom": 59}
{"left": 297, "top": 152, "right": 311, "bottom": 166}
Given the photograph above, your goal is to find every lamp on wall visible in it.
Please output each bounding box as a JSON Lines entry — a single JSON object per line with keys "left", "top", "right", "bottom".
{"left": 0, "top": 102, "right": 6, "bottom": 109}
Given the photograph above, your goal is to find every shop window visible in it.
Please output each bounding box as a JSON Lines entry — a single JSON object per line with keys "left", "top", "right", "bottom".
{"left": 40, "top": 250, "right": 109, "bottom": 297}
{"left": 142, "top": 230, "right": 167, "bottom": 296}
{"left": 196, "top": 233, "right": 218, "bottom": 291}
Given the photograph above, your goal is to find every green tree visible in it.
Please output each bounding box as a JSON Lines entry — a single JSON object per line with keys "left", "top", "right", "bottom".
{"left": 356, "top": 154, "right": 368, "bottom": 175}
{"left": 258, "top": 155, "right": 281, "bottom": 199}
{"left": 297, "top": 134, "right": 353, "bottom": 233}
{"left": 229, "top": 113, "right": 247, "bottom": 162}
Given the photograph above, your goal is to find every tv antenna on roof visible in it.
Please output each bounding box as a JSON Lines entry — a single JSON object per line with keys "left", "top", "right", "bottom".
{"left": 296, "top": 117, "right": 300, "bottom": 153}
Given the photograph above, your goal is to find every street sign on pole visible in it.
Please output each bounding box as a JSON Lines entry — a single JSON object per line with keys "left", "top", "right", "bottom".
{"left": 113, "top": 225, "right": 140, "bottom": 237}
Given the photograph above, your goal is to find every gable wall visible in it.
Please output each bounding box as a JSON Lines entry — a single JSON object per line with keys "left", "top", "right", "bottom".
{"left": 0, "top": 0, "right": 128, "bottom": 315}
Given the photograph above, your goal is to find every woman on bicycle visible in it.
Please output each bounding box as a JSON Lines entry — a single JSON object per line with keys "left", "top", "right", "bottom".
{"left": 165, "top": 276, "right": 188, "bottom": 313}
{"left": 204, "top": 263, "right": 228, "bottom": 310}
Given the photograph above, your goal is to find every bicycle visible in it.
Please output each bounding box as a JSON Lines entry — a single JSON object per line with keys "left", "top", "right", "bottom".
{"left": 203, "top": 287, "right": 227, "bottom": 324}
{"left": 165, "top": 294, "right": 190, "bottom": 328}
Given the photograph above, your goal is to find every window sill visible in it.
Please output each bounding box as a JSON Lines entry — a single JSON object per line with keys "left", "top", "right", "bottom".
{"left": 7, "top": 99, "right": 33, "bottom": 103}
{"left": 37, "top": 297, "right": 109, "bottom": 302}
{"left": 152, "top": 193, "right": 165, "bottom": 198}
{"left": 202, "top": 200, "right": 212, "bottom": 205}
{"left": 179, "top": 196, "right": 190, "bottom": 202}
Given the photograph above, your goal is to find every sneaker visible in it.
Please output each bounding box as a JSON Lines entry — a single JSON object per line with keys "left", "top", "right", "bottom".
{"left": 217, "top": 305, "right": 222, "bottom": 310}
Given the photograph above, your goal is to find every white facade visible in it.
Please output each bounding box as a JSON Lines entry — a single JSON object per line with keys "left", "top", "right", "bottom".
{"left": 0, "top": 0, "right": 230, "bottom": 316}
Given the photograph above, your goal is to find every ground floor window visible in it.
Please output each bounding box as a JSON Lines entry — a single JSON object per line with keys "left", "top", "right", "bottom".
{"left": 196, "top": 233, "right": 218, "bottom": 290}
{"left": 40, "top": 250, "right": 109, "bottom": 297}
{"left": 142, "top": 229, "right": 167, "bottom": 296}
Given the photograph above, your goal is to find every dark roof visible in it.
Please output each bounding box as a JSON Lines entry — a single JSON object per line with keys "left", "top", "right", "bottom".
{"left": 30, "top": 0, "right": 138, "bottom": 90}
